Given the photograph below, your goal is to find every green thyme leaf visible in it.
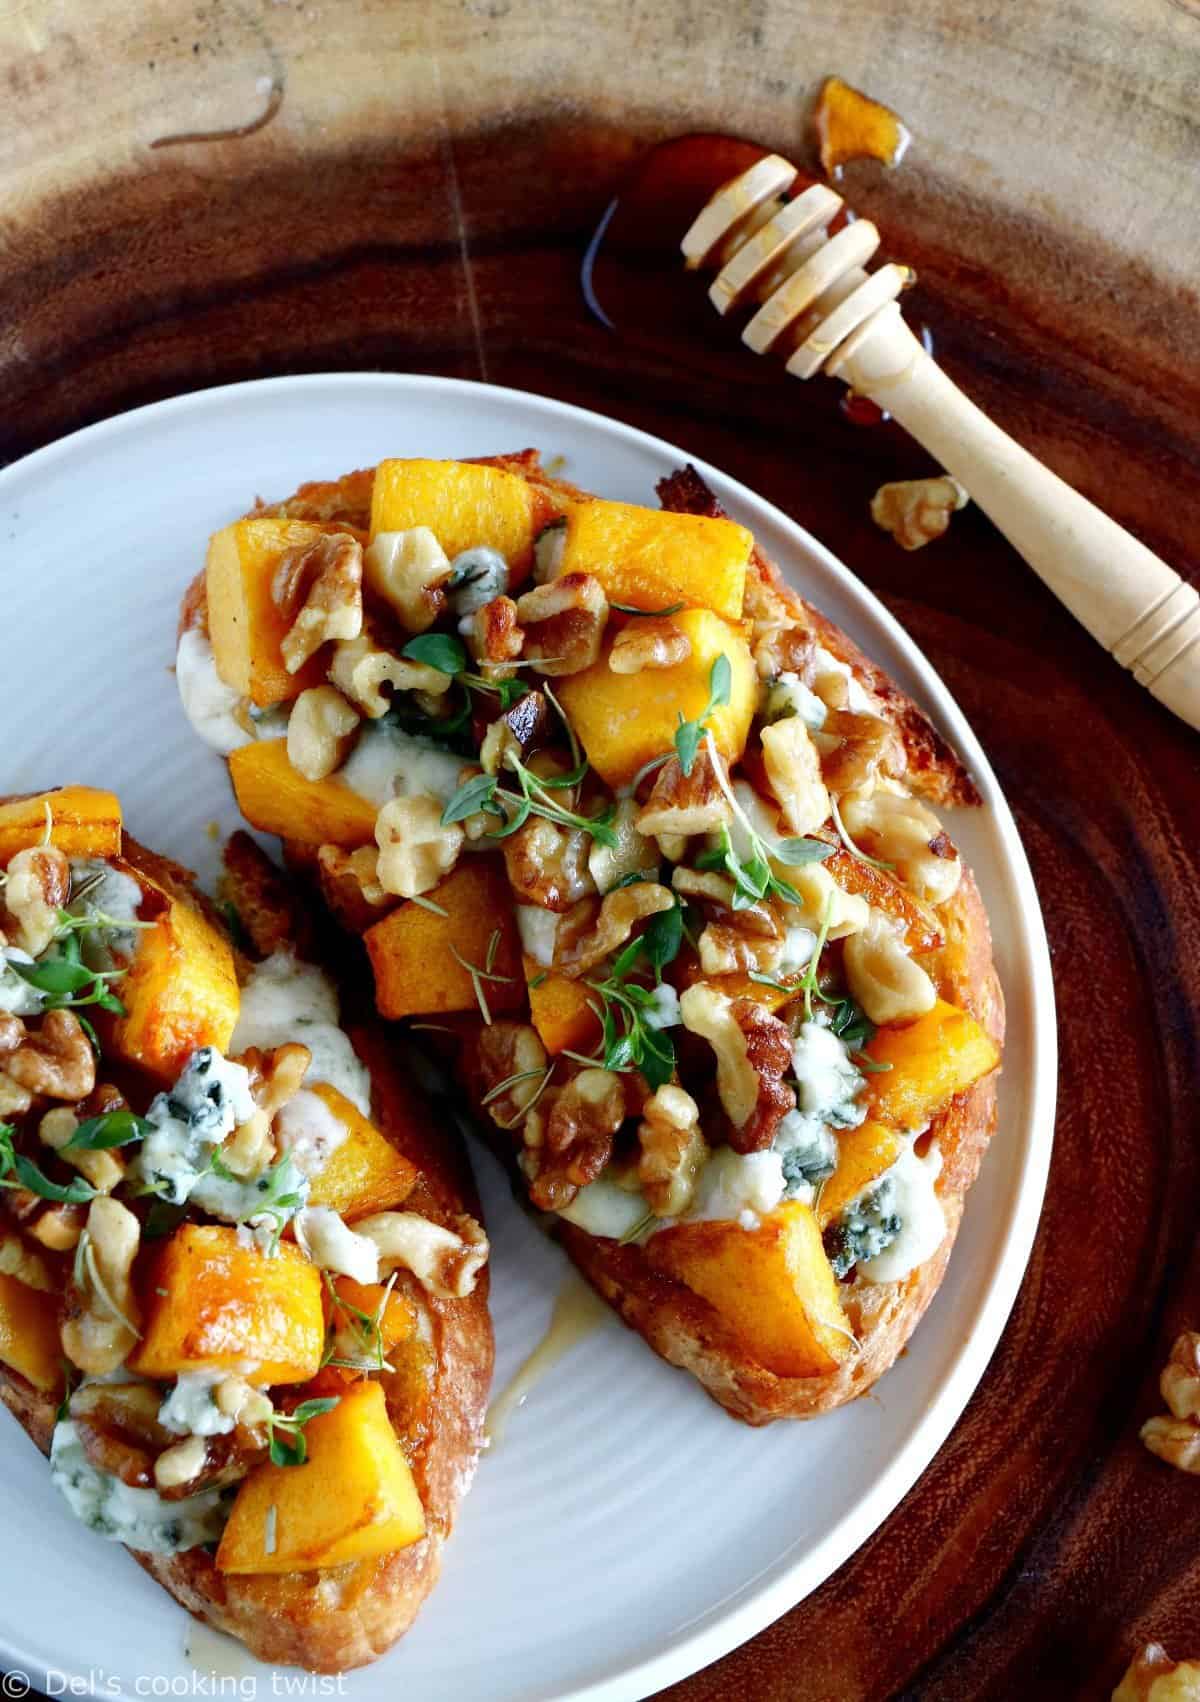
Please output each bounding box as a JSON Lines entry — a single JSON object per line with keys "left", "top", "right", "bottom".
{"left": 64, "top": 1109, "right": 153, "bottom": 1152}
{"left": 442, "top": 773, "right": 499, "bottom": 825}
{"left": 402, "top": 633, "right": 468, "bottom": 675}
{"left": 610, "top": 600, "right": 686, "bottom": 618}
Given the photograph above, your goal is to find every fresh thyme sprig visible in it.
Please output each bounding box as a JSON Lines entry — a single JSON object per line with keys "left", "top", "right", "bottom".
{"left": 267, "top": 1396, "right": 340, "bottom": 1468}
{"left": 448, "top": 928, "right": 515, "bottom": 1026}
{"left": 321, "top": 1270, "right": 400, "bottom": 1374}
{"left": 0, "top": 1121, "right": 97, "bottom": 1204}
{"left": 401, "top": 633, "right": 528, "bottom": 713}
{"left": 441, "top": 759, "right": 618, "bottom": 849}
{"left": 674, "top": 655, "right": 731, "bottom": 777}
{"left": 697, "top": 733, "right": 836, "bottom": 910}
{"left": 583, "top": 899, "right": 686, "bottom": 1091}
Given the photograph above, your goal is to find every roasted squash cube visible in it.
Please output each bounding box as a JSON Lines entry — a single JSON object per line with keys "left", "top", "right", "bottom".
{"left": 864, "top": 998, "right": 1001, "bottom": 1131}
{"left": 103, "top": 871, "right": 239, "bottom": 1083}
{"left": 525, "top": 958, "right": 601, "bottom": 1056}
{"left": 556, "top": 498, "right": 751, "bottom": 622}
{"left": 228, "top": 739, "right": 379, "bottom": 848}
{"left": 206, "top": 518, "right": 365, "bottom": 708}
{"left": 305, "top": 1083, "right": 419, "bottom": 1220}
{"left": 555, "top": 608, "right": 757, "bottom": 787}
{"left": 648, "top": 1201, "right": 852, "bottom": 1378}
{"left": 0, "top": 1272, "right": 62, "bottom": 1394}
{"left": 365, "top": 859, "right": 524, "bottom": 1020}
{"left": 815, "top": 1120, "right": 903, "bottom": 1228}
{"left": 370, "top": 458, "right": 541, "bottom": 569}
{"left": 0, "top": 787, "right": 122, "bottom": 866}
{"left": 216, "top": 1381, "right": 425, "bottom": 1573}
{"left": 128, "top": 1225, "right": 324, "bottom": 1385}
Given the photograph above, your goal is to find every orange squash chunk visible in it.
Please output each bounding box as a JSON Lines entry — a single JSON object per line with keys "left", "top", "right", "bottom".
{"left": 216, "top": 1382, "right": 425, "bottom": 1574}
{"left": 864, "top": 998, "right": 1001, "bottom": 1132}
{"left": 304, "top": 1083, "right": 418, "bottom": 1220}
{"left": 648, "top": 1201, "right": 852, "bottom": 1378}
{"left": 0, "top": 1272, "right": 62, "bottom": 1394}
{"left": 228, "top": 739, "right": 379, "bottom": 848}
{"left": 103, "top": 871, "right": 239, "bottom": 1083}
{"left": 556, "top": 498, "right": 751, "bottom": 621}
{"left": 128, "top": 1225, "right": 324, "bottom": 1385}
{"left": 0, "top": 787, "right": 122, "bottom": 866}
{"left": 365, "top": 859, "right": 524, "bottom": 1020}
{"left": 815, "top": 1120, "right": 904, "bottom": 1228}
{"left": 525, "top": 958, "right": 601, "bottom": 1056}
{"left": 556, "top": 608, "right": 757, "bottom": 787}
{"left": 370, "top": 458, "right": 540, "bottom": 568}
{"left": 206, "top": 518, "right": 366, "bottom": 708}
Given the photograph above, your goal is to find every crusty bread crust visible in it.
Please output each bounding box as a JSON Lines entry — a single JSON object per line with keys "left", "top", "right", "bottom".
{"left": 0, "top": 830, "right": 492, "bottom": 1670}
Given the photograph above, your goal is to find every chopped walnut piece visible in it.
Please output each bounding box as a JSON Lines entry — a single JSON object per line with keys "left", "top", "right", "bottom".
{"left": 355, "top": 1209, "right": 489, "bottom": 1298}
{"left": 840, "top": 789, "right": 962, "bottom": 906}
{"left": 463, "top": 595, "right": 525, "bottom": 679}
{"left": 760, "top": 715, "right": 831, "bottom": 837}
{"left": 728, "top": 997, "right": 796, "bottom": 1152}
{"left": 70, "top": 1380, "right": 169, "bottom": 1488}
{"left": 7, "top": 1009, "right": 96, "bottom": 1101}
{"left": 329, "top": 622, "right": 452, "bottom": 716}
{"left": 515, "top": 572, "right": 609, "bottom": 677}
{"left": 678, "top": 983, "right": 757, "bottom": 1131}
{"left": 62, "top": 1196, "right": 142, "bottom": 1374}
{"left": 502, "top": 817, "right": 596, "bottom": 913}
{"left": 3, "top": 844, "right": 70, "bottom": 957}
{"left": 871, "top": 475, "right": 967, "bottom": 551}
{"left": 697, "top": 921, "right": 785, "bottom": 978}
{"left": 0, "top": 1228, "right": 54, "bottom": 1291}
{"left": 375, "top": 796, "right": 464, "bottom": 898}
{"left": 608, "top": 617, "right": 691, "bottom": 675}
{"left": 525, "top": 1068, "right": 626, "bottom": 1211}
{"left": 1160, "top": 1331, "right": 1200, "bottom": 1422}
{"left": 553, "top": 882, "right": 675, "bottom": 977}
{"left": 275, "top": 532, "right": 364, "bottom": 673}
{"left": 286, "top": 685, "right": 361, "bottom": 782}
{"left": 0, "top": 1073, "right": 32, "bottom": 1117}
{"left": 317, "top": 844, "right": 393, "bottom": 932}
{"left": 638, "top": 1084, "right": 708, "bottom": 1217}
{"left": 819, "top": 708, "right": 906, "bottom": 796}
{"left": 475, "top": 1021, "right": 549, "bottom": 1129}
{"left": 678, "top": 985, "right": 795, "bottom": 1152}
{"left": 636, "top": 746, "right": 731, "bottom": 840}
{"left": 1140, "top": 1416, "right": 1200, "bottom": 1475}
{"left": 362, "top": 527, "right": 451, "bottom": 634}
{"left": 843, "top": 907, "right": 937, "bottom": 1026}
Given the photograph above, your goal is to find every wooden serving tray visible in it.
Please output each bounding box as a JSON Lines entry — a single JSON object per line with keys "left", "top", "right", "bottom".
{"left": 3, "top": 0, "right": 1199, "bottom": 1694}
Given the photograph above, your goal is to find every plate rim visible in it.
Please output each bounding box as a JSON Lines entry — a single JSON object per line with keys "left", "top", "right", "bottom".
{"left": 0, "top": 371, "right": 1057, "bottom": 1702}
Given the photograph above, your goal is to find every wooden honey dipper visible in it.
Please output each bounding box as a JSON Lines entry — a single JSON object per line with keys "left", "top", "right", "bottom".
{"left": 681, "top": 154, "right": 1200, "bottom": 731}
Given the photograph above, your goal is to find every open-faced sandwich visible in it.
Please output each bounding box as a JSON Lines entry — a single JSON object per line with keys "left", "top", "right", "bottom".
{"left": 177, "top": 449, "right": 1003, "bottom": 1426}
{"left": 0, "top": 788, "right": 491, "bottom": 1667}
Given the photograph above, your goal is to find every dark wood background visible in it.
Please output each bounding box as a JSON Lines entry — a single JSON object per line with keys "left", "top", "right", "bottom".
{"left": 4, "top": 0, "right": 1200, "bottom": 1694}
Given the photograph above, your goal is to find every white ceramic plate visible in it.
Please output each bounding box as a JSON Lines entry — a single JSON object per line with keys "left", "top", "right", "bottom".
{"left": 0, "top": 374, "right": 1055, "bottom": 1702}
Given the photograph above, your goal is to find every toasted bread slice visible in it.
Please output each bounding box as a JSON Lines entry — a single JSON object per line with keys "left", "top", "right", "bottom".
{"left": 176, "top": 451, "right": 1002, "bottom": 1426}
{"left": 0, "top": 807, "right": 492, "bottom": 1670}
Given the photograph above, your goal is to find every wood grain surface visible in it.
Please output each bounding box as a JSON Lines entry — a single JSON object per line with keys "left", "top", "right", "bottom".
{"left": 3, "top": 0, "right": 1200, "bottom": 1695}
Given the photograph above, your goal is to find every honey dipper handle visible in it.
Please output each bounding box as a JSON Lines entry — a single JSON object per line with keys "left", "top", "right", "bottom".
{"left": 832, "top": 305, "right": 1200, "bottom": 731}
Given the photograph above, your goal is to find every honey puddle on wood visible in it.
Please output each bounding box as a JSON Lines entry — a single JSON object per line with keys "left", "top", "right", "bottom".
{"left": 485, "top": 1271, "right": 610, "bottom": 1447}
